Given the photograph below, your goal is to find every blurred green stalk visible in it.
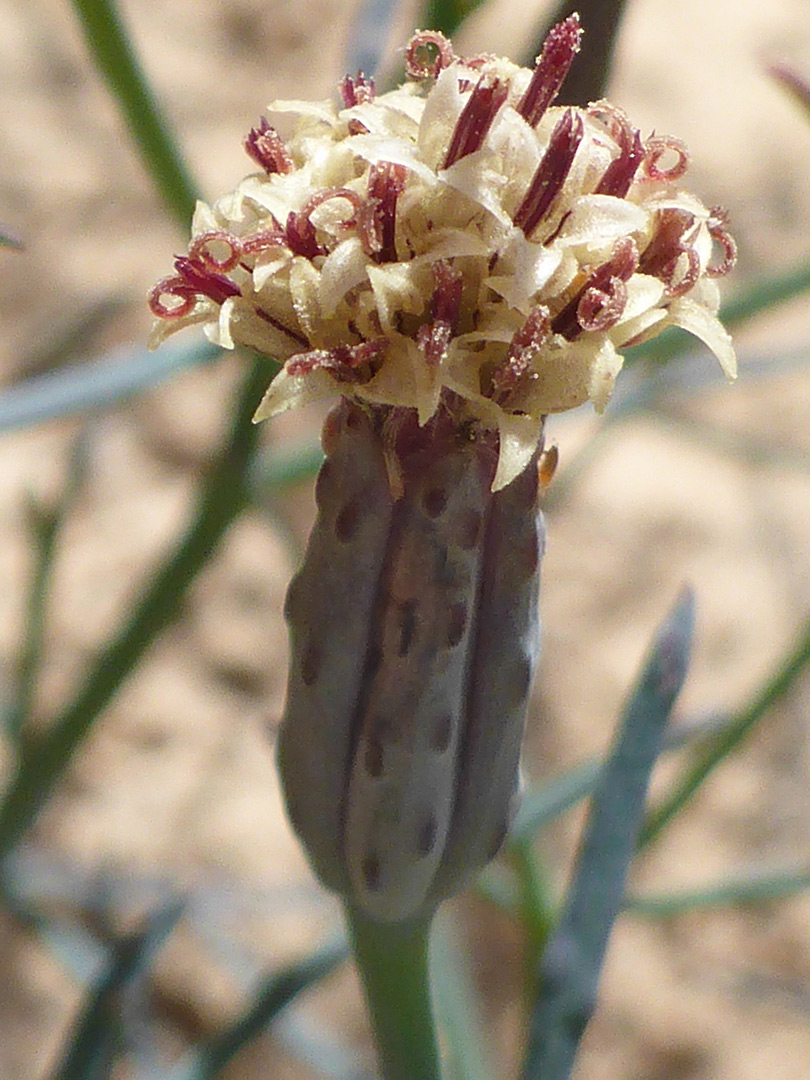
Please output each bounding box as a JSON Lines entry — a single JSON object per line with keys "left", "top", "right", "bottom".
{"left": 70, "top": 0, "right": 198, "bottom": 228}
{"left": 347, "top": 908, "right": 442, "bottom": 1080}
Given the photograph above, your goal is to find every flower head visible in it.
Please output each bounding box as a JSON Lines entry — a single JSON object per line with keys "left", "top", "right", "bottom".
{"left": 150, "top": 15, "right": 735, "bottom": 490}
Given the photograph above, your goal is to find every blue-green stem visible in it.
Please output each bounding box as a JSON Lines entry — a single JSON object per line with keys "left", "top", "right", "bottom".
{"left": 70, "top": 0, "right": 198, "bottom": 228}
{"left": 346, "top": 906, "right": 442, "bottom": 1080}
{"left": 639, "top": 609, "right": 810, "bottom": 848}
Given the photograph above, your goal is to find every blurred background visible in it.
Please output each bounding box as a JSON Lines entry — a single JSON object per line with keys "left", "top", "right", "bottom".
{"left": 3, "top": 0, "right": 810, "bottom": 1077}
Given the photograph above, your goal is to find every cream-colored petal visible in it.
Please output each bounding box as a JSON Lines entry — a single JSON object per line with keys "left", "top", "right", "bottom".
{"left": 665, "top": 296, "right": 737, "bottom": 379}
{"left": 319, "top": 237, "right": 370, "bottom": 316}
{"left": 253, "top": 364, "right": 338, "bottom": 422}
{"left": 492, "top": 411, "right": 544, "bottom": 492}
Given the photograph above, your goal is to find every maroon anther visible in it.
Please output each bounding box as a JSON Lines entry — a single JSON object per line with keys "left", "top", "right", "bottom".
{"left": 517, "top": 13, "right": 582, "bottom": 127}
{"left": 363, "top": 162, "right": 407, "bottom": 262}
{"left": 552, "top": 237, "right": 638, "bottom": 339}
{"left": 491, "top": 306, "right": 550, "bottom": 402}
{"left": 339, "top": 71, "right": 376, "bottom": 107}
{"left": 244, "top": 118, "right": 294, "bottom": 175}
{"left": 638, "top": 208, "right": 700, "bottom": 297}
{"left": 706, "top": 206, "right": 737, "bottom": 278}
{"left": 514, "top": 109, "right": 583, "bottom": 237}
{"left": 174, "top": 255, "right": 241, "bottom": 304}
{"left": 417, "top": 260, "right": 463, "bottom": 366}
{"left": 591, "top": 104, "right": 645, "bottom": 198}
{"left": 405, "top": 30, "right": 455, "bottom": 80}
{"left": 443, "top": 76, "right": 508, "bottom": 169}
{"left": 286, "top": 188, "right": 366, "bottom": 258}
{"left": 188, "top": 231, "right": 242, "bottom": 272}
{"left": 286, "top": 338, "right": 386, "bottom": 381}
{"left": 148, "top": 253, "right": 242, "bottom": 318}
{"left": 642, "top": 135, "right": 689, "bottom": 182}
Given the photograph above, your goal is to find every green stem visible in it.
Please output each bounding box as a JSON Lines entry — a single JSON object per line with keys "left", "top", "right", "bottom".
{"left": 0, "top": 358, "right": 271, "bottom": 860}
{"left": 346, "top": 906, "right": 442, "bottom": 1080}
{"left": 70, "top": 0, "right": 199, "bottom": 228}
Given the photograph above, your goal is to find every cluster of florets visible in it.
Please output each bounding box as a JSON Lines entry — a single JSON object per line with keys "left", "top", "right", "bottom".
{"left": 149, "top": 15, "right": 735, "bottom": 489}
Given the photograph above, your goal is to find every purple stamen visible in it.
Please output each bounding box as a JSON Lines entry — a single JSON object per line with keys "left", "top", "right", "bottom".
{"left": 516, "top": 13, "right": 582, "bottom": 127}
{"left": 286, "top": 188, "right": 366, "bottom": 259}
{"left": 706, "top": 207, "right": 737, "bottom": 278}
{"left": 591, "top": 104, "right": 645, "bottom": 198}
{"left": 364, "top": 162, "right": 407, "bottom": 262}
{"left": 339, "top": 71, "right": 376, "bottom": 107}
{"left": 405, "top": 31, "right": 455, "bottom": 80}
{"left": 514, "top": 109, "right": 583, "bottom": 237}
{"left": 491, "top": 306, "right": 550, "bottom": 403}
{"left": 443, "top": 76, "right": 508, "bottom": 169}
{"left": 244, "top": 118, "right": 294, "bottom": 175}
{"left": 417, "top": 261, "right": 463, "bottom": 366}
{"left": 286, "top": 338, "right": 386, "bottom": 381}
{"left": 552, "top": 237, "right": 637, "bottom": 339}
{"left": 173, "top": 255, "right": 241, "bottom": 304}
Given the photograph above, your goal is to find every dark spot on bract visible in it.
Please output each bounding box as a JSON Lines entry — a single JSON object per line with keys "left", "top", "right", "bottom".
{"left": 362, "top": 853, "right": 381, "bottom": 891}
{"left": 301, "top": 641, "right": 321, "bottom": 686}
{"left": 423, "top": 486, "right": 448, "bottom": 517}
{"left": 398, "top": 600, "right": 418, "bottom": 656}
{"left": 345, "top": 405, "right": 363, "bottom": 430}
{"left": 430, "top": 712, "right": 452, "bottom": 752}
{"left": 335, "top": 499, "right": 360, "bottom": 542}
{"left": 456, "top": 508, "right": 482, "bottom": 550}
{"left": 446, "top": 603, "right": 467, "bottom": 648}
{"left": 364, "top": 735, "right": 384, "bottom": 777}
{"left": 417, "top": 815, "right": 438, "bottom": 856}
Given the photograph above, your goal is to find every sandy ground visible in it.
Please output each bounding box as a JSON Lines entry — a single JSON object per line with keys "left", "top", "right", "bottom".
{"left": 3, "top": 0, "right": 810, "bottom": 1077}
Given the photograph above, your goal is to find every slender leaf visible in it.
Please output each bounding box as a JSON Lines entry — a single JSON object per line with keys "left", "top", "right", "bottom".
{"left": 8, "top": 432, "right": 90, "bottom": 743}
{"left": 0, "top": 340, "right": 220, "bottom": 435}
{"left": 432, "top": 915, "right": 496, "bottom": 1080}
{"left": 69, "top": 0, "right": 198, "bottom": 227}
{"left": 510, "top": 711, "right": 728, "bottom": 845}
{"left": 189, "top": 938, "right": 348, "bottom": 1079}
{"left": 50, "top": 902, "right": 182, "bottom": 1080}
{"left": 522, "top": 590, "right": 694, "bottom": 1080}
{"left": 0, "top": 358, "right": 272, "bottom": 860}
{"left": 626, "top": 864, "right": 810, "bottom": 918}
{"left": 640, "top": 610, "right": 810, "bottom": 849}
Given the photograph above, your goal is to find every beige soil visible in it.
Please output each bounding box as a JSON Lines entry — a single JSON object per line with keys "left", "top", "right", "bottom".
{"left": 3, "top": 0, "right": 810, "bottom": 1077}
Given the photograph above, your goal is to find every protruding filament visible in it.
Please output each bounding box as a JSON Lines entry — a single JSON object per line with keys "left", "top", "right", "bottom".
{"left": 552, "top": 237, "right": 638, "bottom": 339}
{"left": 490, "top": 306, "right": 550, "bottom": 402}
{"left": 244, "top": 118, "right": 294, "bottom": 175}
{"left": 286, "top": 338, "right": 386, "bottom": 381}
{"left": 363, "top": 162, "right": 407, "bottom": 262}
{"left": 405, "top": 31, "right": 455, "bottom": 79}
{"left": 286, "top": 188, "right": 366, "bottom": 258}
{"left": 418, "top": 260, "right": 463, "bottom": 366}
{"left": 516, "top": 13, "right": 582, "bottom": 127}
{"left": 514, "top": 109, "right": 583, "bottom": 237}
{"left": 591, "top": 103, "right": 645, "bottom": 198}
{"left": 443, "top": 77, "right": 508, "bottom": 169}
{"left": 339, "top": 71, "right": 376, "bottom": 107}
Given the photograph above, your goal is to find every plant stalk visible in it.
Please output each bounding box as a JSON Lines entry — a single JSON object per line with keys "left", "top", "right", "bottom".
{"left": 346, "top": 906, "right": 442, "bottom": 1080}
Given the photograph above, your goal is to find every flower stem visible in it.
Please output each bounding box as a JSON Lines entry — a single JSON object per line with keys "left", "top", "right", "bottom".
{"left": 70, "top": 0, "right": 198, "bottom": 228}
{"left": 346, "top": 906, "right": 442, "bottom": 1080}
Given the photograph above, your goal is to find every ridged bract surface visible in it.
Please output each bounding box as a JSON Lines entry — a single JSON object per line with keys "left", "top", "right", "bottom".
{"left": 278, "top": 398, "right": 544, "bottom": 921}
